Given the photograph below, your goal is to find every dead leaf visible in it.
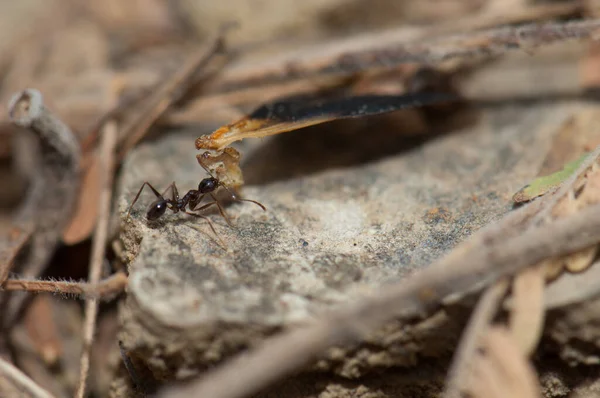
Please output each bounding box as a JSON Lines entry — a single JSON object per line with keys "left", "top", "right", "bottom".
{"left": 62, "top": 153, "right": 100, "bottom": 245}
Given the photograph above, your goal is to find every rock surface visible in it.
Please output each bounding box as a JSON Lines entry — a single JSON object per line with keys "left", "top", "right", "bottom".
{"left": 114, "top": 94, "right": 576, "bottom": 395}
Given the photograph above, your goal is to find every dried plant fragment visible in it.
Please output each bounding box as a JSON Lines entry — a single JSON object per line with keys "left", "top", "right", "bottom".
{"left": 195, "top": 91, "right": 456, "bottom": 188}
{"left": 195, "top": 91, "right": 456, "bottom": 151}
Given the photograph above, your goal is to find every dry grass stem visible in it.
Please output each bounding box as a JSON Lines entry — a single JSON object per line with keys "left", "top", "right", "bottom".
{"left": 75, "top": 116, "right": 118, "bottom": 398}
{"left": 0, "top": 356, "right": 55, "bottom": 398}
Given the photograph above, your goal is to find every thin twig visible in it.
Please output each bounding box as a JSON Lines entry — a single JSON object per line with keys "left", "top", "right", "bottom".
{"left": 75, "top": 116, "right": 118, "bottom": 398}
{"left": 443, "top": 279, "right": 510, "bottom": 398}
{"left": 2, "top": 272, "right": 128, "bottom": 299}
{"left": 0, "top": 356, "right": 55, "bottom": 398}
{"left": 208, "top": 19, "right": 600, "bottom": 92}
{"left": 116, "top": 28, "right": 228, "bottom": 161}
{"left": 160, "top": 201, "right": 600, "bottom": 398}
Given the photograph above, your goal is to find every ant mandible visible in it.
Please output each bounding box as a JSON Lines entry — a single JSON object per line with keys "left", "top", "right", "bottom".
{"left": 126, "top": 172, "right": 266, "bottom": 238}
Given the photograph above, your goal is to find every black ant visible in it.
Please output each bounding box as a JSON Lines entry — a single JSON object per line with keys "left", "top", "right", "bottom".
{"left": 126, "top": 174, "right": 266, "bottom": 239}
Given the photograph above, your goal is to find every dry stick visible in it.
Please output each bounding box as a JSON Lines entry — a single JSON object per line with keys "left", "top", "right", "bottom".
{"left": 443, "top": 279, "right": 510, "bottom": 398}
{"left": 0, "top": 356, "right": 55, "bottom": 398}
{"left": 209, "top": 19, "right": 600, "bottom": 92}
{"left": 116, "top": 30, "right": 227, "bottom": 161}
{"left": 2, "top": 272, "right": 128, "bottom": 299}
{"left": 161, "top": 201, "right": 600, "bottom": 398}
{"left": 2, "top": 89, "right": 81, "bottom": 328}
{"left": 75, "top": 117, "right": 118, "bottom": 398}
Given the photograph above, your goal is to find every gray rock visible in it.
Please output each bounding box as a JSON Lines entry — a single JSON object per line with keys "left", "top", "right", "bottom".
{"left": 115, "top": 101, "right": 572, "bottom": 391}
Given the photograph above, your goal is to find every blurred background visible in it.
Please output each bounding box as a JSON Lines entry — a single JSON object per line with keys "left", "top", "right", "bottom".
{"left": 0, "top": 1, "right": 597, "bottom": 397}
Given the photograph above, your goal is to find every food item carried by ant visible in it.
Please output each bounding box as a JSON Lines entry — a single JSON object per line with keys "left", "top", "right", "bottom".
{"left": 195, "top": 91, "right": 457, "bottom": 188}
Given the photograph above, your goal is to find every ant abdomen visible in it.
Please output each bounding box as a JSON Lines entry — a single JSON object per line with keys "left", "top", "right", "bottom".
{"left": 147, "top": 199, "right": 168, "bottom": 220}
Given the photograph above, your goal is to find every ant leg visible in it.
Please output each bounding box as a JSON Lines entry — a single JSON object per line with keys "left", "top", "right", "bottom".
{"left": 210, "top": 193, "right": 235, "bottom": 227}
{"left": 157, "top": 183, "right": 172, "bottom": 198}
{"left": 191, "top": 200, "right": 217, "bottom": 213}
{"left": 183, "top": 210, "right": 226, "bottom": 247}
{"left": 190, "top": 200, "right": 235, "bottom": 227}
{"left": 168, "top": 181, "right": 180, "bottom": 202}
{"left": 189, "top": 193, "right": 207, "bottom": 212}
{"left": 219, "top": 183, "right": 266, "bottom": 211}
{"left": 236, "top": 197, "right": 266, "bottom": 211}
{"left": 126, "top": 182, "right": 164, "bottom": 219}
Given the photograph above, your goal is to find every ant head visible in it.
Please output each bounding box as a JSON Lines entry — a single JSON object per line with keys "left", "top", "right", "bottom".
{"left": 198, "top": 177, "right": 219, "bottom": 194}
{"left": 146, "top": 199, "right": 168, "bottom": 220}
